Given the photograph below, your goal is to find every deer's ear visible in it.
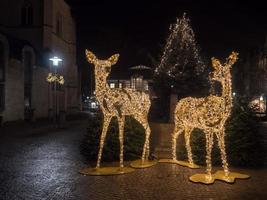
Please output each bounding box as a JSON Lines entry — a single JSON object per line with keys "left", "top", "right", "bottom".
{"left": 108, "top": 54, "right": 119, "bottom": 65}
{"left": 225, "top": 51, "right": 238, "bottom": 67}
{"left": 211, "top": 57, "right": 221, "bottom": 71}
{"left": 85, "top": 49, "right": 97, "bottom": 64}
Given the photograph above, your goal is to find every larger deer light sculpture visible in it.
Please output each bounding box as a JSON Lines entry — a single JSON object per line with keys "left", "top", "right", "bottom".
{"left": 170, "top": 52, "right": 249, "bottom": 184}
{"left": 80, "top": 50, "right": 156, "bottom": 175}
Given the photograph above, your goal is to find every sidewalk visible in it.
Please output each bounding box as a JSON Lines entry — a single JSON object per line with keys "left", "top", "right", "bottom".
{"left": 0, "top": 113, "right": 89, "bottom": 137}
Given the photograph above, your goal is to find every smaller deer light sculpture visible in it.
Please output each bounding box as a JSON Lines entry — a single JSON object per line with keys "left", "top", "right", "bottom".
{"left": 80, "top": 50, "right": 156, "bottom": 175}
{"left": 169, "top": 52, "right": 249, "bottom": 184}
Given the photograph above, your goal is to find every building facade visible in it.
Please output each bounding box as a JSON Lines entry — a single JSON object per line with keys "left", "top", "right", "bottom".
{"left": 234, "top": 35, "right": 267, "bottom": 113}
{"left": 0, "top": 0, "right": 80, "bottom": 123}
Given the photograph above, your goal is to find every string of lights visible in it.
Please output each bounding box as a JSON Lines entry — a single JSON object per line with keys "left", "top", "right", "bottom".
{"left": 171, "top": 52, "right": 249, "bottom": 183}
{"left": 85, "top": 49, "right": 155, "bottom": 171}
{"left": 46, "top": 73, "right": 65, "bottom": 85}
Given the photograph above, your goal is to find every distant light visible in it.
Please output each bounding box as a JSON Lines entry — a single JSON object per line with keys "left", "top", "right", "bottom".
{"left": 49, "top": 56, "right": 62, "bottom": 66}
{"left": 91, "top": 102, "right": 96, "bottom": 109}
{"left": 110, "top": 83, "right": 115, "bottom": 88}
{"left": 171, "top": 85, "right": 174, "bottom": 88}
{"left": 232, "top": 92, "right": 236, "bottom": 96}
{"left": 86, "top": 96, "right": 89, "bottom": 99}
{"left": 260, "top": 96, "right": 263, "bottom": 101}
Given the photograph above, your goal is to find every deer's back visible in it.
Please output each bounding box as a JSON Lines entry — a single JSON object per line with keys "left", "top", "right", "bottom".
{"left": 174, "top": 95, "right": 227, "bottom": 128}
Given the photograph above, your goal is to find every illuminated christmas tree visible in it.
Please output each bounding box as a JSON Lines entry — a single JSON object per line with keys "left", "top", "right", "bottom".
{"left": 154, "top": 13, "right": 208, "bottom": 100}
{"left": 153, "top": 13, "right": 209, "bottom": 121}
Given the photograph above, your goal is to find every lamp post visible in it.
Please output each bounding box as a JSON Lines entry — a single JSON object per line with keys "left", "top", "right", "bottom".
{"left": 48, "top": 56, "right": 63, "bottom": 126}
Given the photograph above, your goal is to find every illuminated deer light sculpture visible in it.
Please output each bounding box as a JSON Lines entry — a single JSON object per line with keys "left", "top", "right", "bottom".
{"left": 80, "top": 50, "right": 156, "bottom": 175}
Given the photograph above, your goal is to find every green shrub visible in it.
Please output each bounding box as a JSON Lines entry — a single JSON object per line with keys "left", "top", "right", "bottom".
{"left": 177, "top": 97, "right": 265, "bottom": 168}
{"left": 80, "top": 112, "right": 146, "bottom": 162}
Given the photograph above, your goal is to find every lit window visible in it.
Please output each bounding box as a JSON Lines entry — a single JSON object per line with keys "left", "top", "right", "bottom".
{"left": 119, "top": 83, "right": 122, "bottom": 88}
{"left": 110, "top": 83, "right": 115, "bottom": 88}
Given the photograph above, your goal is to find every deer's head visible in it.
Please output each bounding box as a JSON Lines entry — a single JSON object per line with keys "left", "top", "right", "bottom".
{"left": 209, "top": 52, "right": 238, "bottom": 84}
{"left": 85, "top": 49, "right": 119, "bottom": 79}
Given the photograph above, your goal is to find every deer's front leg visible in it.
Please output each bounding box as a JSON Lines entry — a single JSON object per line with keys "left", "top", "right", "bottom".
{"left": 96, "top": 114, "right": 112, "bottom": 168}
{"left": 172, "top": 125, "right": 183, "bottom": 161}
{"left": 118, "top": 115, "right": 125, "bottom": 168}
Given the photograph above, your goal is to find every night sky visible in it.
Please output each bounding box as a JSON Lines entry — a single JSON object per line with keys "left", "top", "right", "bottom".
{"left": 66, "top": 0, "right": 267, "bottom": 94}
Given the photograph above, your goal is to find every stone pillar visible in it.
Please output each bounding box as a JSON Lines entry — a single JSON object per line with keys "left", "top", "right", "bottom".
{"left": 169, "top": 94, "right": 178, "bottom": 123}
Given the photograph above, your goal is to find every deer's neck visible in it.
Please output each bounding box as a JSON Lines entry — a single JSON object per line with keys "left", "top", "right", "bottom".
{"left": 95, "top": 74, "right": 108, "bottom": 101}
{"left": 221, "top": 76, "right": 233, "bottom": 112}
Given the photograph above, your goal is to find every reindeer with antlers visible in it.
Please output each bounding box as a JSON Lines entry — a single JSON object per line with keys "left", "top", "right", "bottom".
{"left": 172, "top": 52, "right": 238, "bottom": 181}
{"left": 85, "top": 50, "right": 152, "bottom": 169}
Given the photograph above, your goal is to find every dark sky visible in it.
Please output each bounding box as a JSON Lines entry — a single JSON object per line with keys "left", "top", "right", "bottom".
{"left": 66, "top": 0, "right": 267, "bottom": 93}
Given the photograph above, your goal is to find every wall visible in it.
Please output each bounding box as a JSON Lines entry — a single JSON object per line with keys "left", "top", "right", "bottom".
{"left": 43, "top": 0, "right": 80, "bottom": 114}
{"left": 31, "top": 66, "right": 49, "bottom": 118}
{"left": 4, "top": 59, "right": 24, "bottom": 121}
{"left": 0, "top": 0, "right": 43, "bottom": 51}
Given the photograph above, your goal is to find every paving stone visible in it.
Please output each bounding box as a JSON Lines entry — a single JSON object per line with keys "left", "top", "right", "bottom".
{"left": 0, "top": 122, "right": 267, "bottom": 200}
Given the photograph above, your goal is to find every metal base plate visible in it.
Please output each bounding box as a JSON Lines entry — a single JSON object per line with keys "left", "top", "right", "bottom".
{"left": 130, "top": 159, "right": 158, "bottom": 169}
{"left": 190, "top": 170, "right": 250, "bottom": 184}
{"left": 79, "top": 167, "right": 135, "bottom": 176}
{"left": 159, "top": 159, "right": 200, "bottom": 169}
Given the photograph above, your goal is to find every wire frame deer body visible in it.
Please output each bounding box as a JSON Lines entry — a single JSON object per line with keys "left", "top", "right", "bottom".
{"left": 172, "top": 52, "right": 238, "bottom": 179}
{"left": 85, "top": 50, "right": 151, "bottom": 168}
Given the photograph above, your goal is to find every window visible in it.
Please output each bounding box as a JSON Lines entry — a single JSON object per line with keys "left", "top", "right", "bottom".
{"left": 110, "top": 83, "right": 115, "bottom": 88}
{"left": 23, "top": 51, "right": 33, "bottom": 108}
{"left": 56, "top": 13, "right": 63, "bottom": 37}
{"left": 0, "top": 42, "right": 5, "bottom": 81}
{"left": 119, "top": 83, "right": 122, "bottom": 88}
{"left": 0, "top": 41, "right": 5, "bottom": 111}
{"left": 21, "top": 1, "right": 33, "bottom": 26}
{"left": 0, "top": 84, "right": 4, "bottom": 111}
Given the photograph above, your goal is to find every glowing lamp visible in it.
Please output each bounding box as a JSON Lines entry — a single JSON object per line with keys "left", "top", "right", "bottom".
{"left": 49, "top": 56, "right": 62, "bottom": 66}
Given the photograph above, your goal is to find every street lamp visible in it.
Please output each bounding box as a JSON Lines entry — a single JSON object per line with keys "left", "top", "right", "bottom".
{"left": 49, "top": 56, "right": 62, "bottom": 67}
{"left": 47, "top": 56, "right": 64, "bottom": 126}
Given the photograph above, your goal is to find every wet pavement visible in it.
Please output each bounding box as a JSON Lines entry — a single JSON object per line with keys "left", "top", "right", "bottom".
{"left": 0, "top": 121, "right": 267, "bottom": 200}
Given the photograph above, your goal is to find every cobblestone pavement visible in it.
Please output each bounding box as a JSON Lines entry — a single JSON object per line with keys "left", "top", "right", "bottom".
{"left": 0, "top": 122, "right": 267, "bottom": 200}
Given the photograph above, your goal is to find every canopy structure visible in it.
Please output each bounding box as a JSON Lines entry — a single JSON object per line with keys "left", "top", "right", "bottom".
{"left": 129, "top": 65, "right": 152, "bottom": 70}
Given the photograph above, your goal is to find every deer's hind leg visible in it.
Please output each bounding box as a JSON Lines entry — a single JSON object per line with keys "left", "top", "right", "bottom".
{"left": 216, "top": 128, "right": 229, "bottom": 177}
{"left": 118, "top": 115, "right": 125, "bottom": 168}
{"left": 205, "top": 130, "right": 214, "bottom": 177}
{"left": 134, "top": 114, "right": 150, "bottom": 162}
{"left": 143, "top": 121, "right": 151, "bottom": 161}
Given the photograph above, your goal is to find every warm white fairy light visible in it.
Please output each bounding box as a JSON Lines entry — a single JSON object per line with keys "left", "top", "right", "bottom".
{"left": 46, "top": 73, "right": 65, "bottom": 85}
{"left": 172, "top": 52, "right": 238, "bottom": 180}
{"left": 155, "top": 13, "right": 204, "bottom": 77}
{"left": 85, "top": 49, "right": 152, "bottom": 168}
